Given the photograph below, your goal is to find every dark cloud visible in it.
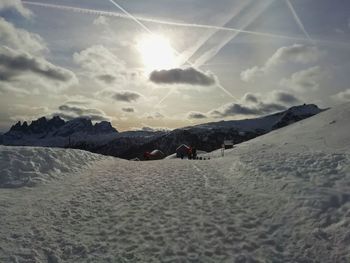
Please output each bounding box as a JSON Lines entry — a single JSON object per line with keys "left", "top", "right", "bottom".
{"left": 122, "top": 107, "right": 135, "bottom": 113}
{"left": 210, "top": 102, "right": 287, "bottom": 118}
{"left": 112, "top": 91, "right": 142, "bottom": 102}
{"left": 273, "top": 90, "right": 300, "bottom": 104}
{"left": 57, "top": 104, "right": 110, "bottom": 121}
{"left": 211, "top": 104, "right": 260, "bottom": 117}
{"left": 210, "top": 91, "right": 300, "bottom": 118}
{"left": 96, "top": 74, "right": 116, "bottom": 84}
{"left": 187, "top": 111, "right": 207, "bottom": 119}
{"left": 243, "top": 93, "right": 259, "bottom": 103}
{"left": 0, "top": 47, "right": 75, "bottom": 83}
{"left": 149, "top": 67, "right": 216, "bottom": 86}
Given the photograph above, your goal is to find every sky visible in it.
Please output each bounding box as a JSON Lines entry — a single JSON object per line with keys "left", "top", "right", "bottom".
{"left": 0, "top": 0, "right": 350, "bottom": 132}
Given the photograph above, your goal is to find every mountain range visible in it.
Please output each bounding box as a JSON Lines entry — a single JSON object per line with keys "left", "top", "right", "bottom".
{"left": 0, "top": 104, "right": 323, "bottom": 159}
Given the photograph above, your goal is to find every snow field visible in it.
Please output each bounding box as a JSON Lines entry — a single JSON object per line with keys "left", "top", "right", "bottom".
{"left": 1, "top": 149, "right": 349, "bottom": 262}
{"left": 0, "top": 146, "right": 111, "bottom": 188}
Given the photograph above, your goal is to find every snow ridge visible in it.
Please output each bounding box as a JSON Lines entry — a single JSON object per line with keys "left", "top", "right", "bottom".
{"left": 0, "top": 146, "right": 110, "bottom": 188}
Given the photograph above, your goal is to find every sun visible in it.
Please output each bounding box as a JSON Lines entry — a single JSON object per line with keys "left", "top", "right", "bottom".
{"left": 137, "top": 34, "right": 178, "bottom": 73}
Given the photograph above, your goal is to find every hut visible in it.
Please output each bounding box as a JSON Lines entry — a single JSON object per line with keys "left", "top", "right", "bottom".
{"left": 176, "top": 144, "right": 190, "bottom": 158}
{"left": 223, "top": 140, "right": 234, "bottom": 149}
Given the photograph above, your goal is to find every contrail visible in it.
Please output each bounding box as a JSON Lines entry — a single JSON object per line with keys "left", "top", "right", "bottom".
{"left": 108, "top": 0, "right": 152, "bottom": 34}
{"left": 216, "top": 84, "right": 238, "bottom": 100}
{"left": 154, "top": 89, "right": 174, "bottom": 109}
{"left": 105, "top": 0, "right": 237, "bottom": 102}
{"left": 195, "top": 0, "right": 275, "bottom": 67}
{"left": 179, "top": 0, "right": 251, "bottom": 66}
{"left": 285, "top": 0, "right": 313, "bottom": 42}
{"left": 108, "top": 0, "right": 196, "bottom": 68}
{"left": 22, "top": 1, "right": 310, "bottom": 42}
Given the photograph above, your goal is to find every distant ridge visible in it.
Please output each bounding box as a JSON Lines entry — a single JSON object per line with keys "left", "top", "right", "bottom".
{"left": 0, "top": 104, "right": 324, "bottom": 159}
{"left": 2, "top": 116, "right": 118, "bottom": 147}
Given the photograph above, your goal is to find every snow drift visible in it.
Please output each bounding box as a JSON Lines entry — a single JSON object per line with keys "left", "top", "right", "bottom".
{"left": 0, "top": 146, "right": 110, "bottom": 188}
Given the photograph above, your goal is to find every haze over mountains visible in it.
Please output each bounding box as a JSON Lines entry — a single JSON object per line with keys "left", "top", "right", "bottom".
{"left": 1, "top": 104, "right": 323, "bottom": 159}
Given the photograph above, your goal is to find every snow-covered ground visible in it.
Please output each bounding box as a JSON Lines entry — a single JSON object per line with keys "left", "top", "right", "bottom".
{"left": 0, "top": 146, "right": 111, "bottom": 188}
{"left": 0, "top": 103, "right": 349, "bottom": 262}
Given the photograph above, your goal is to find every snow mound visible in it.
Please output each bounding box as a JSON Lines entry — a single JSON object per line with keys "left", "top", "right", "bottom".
{"left": 0, "top": 146, "right": 110, "bottom": 188}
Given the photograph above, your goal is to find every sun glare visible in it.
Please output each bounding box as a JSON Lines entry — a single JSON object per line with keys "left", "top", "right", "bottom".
{"left": 137, "top": 34, "right": 178, "bottom": 73}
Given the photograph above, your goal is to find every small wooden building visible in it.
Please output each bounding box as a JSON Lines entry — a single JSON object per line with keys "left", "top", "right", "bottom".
{"left": 223, "top": 140, "right": 234, "bottom": 149}
{"left": 176, "top": 144, "right": 190, "bottom": 158}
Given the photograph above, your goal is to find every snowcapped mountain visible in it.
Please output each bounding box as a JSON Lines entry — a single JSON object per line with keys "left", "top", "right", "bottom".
{"left": 110, "top": 104, "right": 323, "bottom": 159}
{"left": 0, "top": 104, "right": 323, "bottom": 159}
{"left": 0, "top": 103, "right": 349, "bottom": 262}
{"left": 2, "top": 116, "right": 118, "bottom": 147}
{"left": 191, "top": 103, "right": 322, "bottom": 131}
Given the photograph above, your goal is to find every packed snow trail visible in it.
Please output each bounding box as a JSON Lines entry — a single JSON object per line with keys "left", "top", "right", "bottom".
{"left": 1, "top": 102, "right": 350, "bottom": 262}
{"left": 1, "top": 153, "right": 349, "bottom": 262}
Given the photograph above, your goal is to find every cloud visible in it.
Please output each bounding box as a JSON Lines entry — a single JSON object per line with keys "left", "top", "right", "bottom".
{"left": 7, "top": 105, "right": 49, "bottom": 123}
{"left": 187, "top": 111, "right": 208, "bottom": 120}
{"left": 0, "top": 47, "right": 77, "bottom": 93}
{"left": 280, "top": 66, "right": 323, "bottom": 92}
{"left": 149, "top": 67, "right": 216, "bottom": 86}
{"left": 210, "top": 104, "right": 265, "bottom": 117}
{"left": 0, "top": 82, "right": 33, "bottom": 95}
{"left": 272, "top": 90, "right": 300, "bottom": 104}
{"left": 122, "top": 107, "right": 135, "bottom": 113}
{"left": 96, "top": 89, "right": 144, "bottom": 103}
{"left": 210, "top": 90, "right": 300, "bottom": 118}
{"left": 242, "top": 93, "right": 259, "bottom": 104}
{"left": 332, "top": 89, "right": 350, "bottom": 102}
{"left": 0, "top": 47, "right": 75, "bottom": 82}
{"left": 241, "top": 44, "right": 322, "bottom": 82}
{"left": 240, "top": 66, "right": 265, "bottom": 83}
{"left": 0, "top": 19, "right": 75, "bottom": 94}
{"left": 266, "top": 45, "right": 321, "bottom": 65}
{"left": 0, "top": 0, "right": 32, "bottom": 18}
{"left": 96, "top": 74, "right": 117, "bottom": 84}
{"left": 57, "top": 104, "right": 111, "bottom": 121}
{"left": 93, "top": 16, "right": 109, "bottom": 26}
{"left": 112, "top": 90, "right": 142, "bottom": 102}
{"left": 146, "top": 112, "right": 165, "bottom": 119}
{"left": 73, "top": 45, "right": 125, "bottom": 72}
{"left": 0, "top": 18, "right": 47, "bottom": 54}
{"left": 74, "top": 45, "right": 128, "bottom": 85}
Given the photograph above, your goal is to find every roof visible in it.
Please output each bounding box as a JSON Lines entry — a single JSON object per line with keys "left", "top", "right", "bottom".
{"left": 150, "top": 149, "right": 165, "bottom": 156}
{"left": 176, "top": 144, "right": 190, "bottom": 151}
